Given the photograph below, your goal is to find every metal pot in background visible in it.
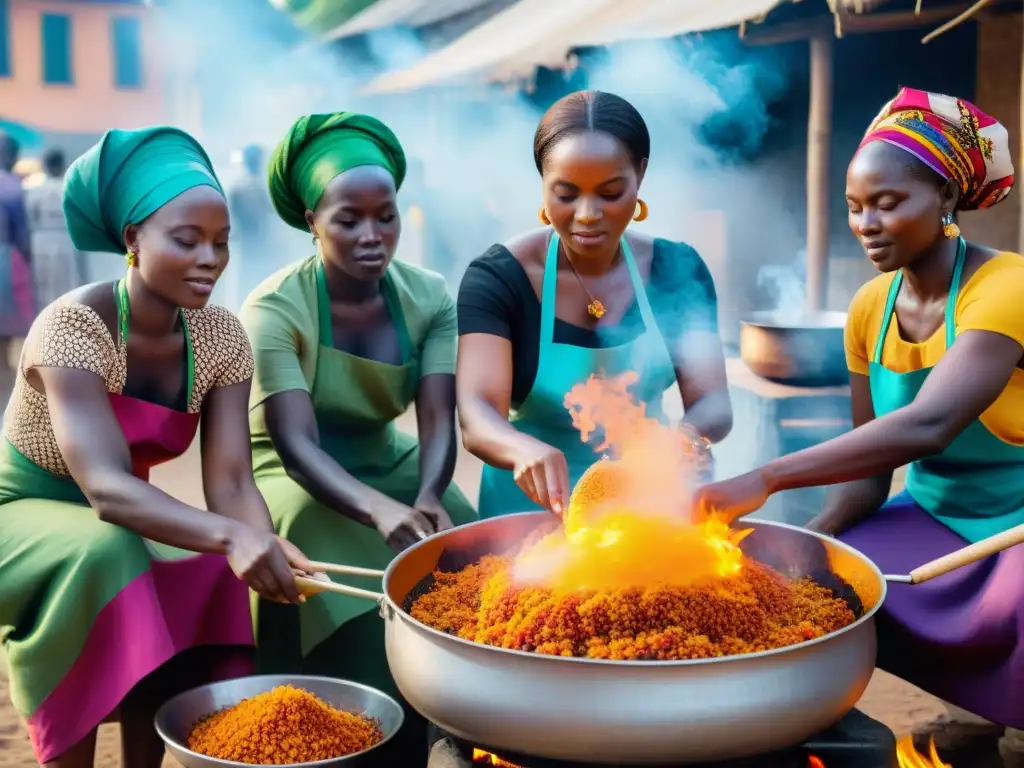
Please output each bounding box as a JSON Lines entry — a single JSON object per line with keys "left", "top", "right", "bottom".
{"left": 740, "top": 310, "right": 848, "bottom": 387}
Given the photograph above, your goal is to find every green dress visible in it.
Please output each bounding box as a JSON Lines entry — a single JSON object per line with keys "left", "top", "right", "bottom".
{"left": 241, "top": 254, "right": 476, "bottom": 686}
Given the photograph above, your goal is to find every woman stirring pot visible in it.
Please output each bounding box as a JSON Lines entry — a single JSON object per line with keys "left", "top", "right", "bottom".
{"left": 695, "top": 88, "right": 1024, "bottom": 729}
{"left": 458, "top": 91, "right": 732, "bottom": 517}
{"left": 242, "top": 112, "right": 476, "bottom": 765}
{"left": 0, "top": 127, "right": 309, "bottom": 768}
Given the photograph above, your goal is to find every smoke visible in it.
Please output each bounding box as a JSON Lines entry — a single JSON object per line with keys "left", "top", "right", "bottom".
{"left": 145, "top": 5, "right": 795, "bottom": 311}
{"left": 756, "top": 249, "right": 807, "bottom": 323}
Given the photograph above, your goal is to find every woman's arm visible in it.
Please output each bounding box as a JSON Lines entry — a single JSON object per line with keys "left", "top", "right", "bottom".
{"left": 673, "top": 329, "right": 732, "bottom": 443}
{"left": 200, "top": 379, "right": 314, "bottom": 574}
{"left": 38, "top": 367, "right": 304, "bottom": 601}
{"left": 696, "top": 330, "right": 1021, "bottom": 522}
{"left": 806, "top": 373, "right": 892, "bottom": 535}
{"left": 762, "top": 330, "right": 1020, "bottom": 491}
{"left": 457, "top": 333, "right": 568, "bottom": 512}
{"left": 663, "top": 243, "right": 732, "bottom": 442}
{"left": 262, "top": 391, "right": 434, "bottom": 550}
{"left": 457, "top": 334, "right": 547, "bottom": 469}
{"left": 413, "top": 373, "right": 458, "bottom": 516}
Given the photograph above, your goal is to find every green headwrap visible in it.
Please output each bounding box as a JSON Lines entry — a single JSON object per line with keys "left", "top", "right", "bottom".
{"left": 63, "top": 126, "right": 223, "bottom": 254}
{"left": 267, "top": 112, "right": 407, "bottom": 231}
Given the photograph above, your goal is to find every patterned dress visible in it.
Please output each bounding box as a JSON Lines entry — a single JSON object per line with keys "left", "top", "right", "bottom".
{"left": 0, "top": 293, "right": 255, "bottom": 763}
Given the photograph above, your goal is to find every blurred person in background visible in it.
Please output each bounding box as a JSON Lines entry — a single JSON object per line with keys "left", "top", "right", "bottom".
{"left": 242, "top": 112, "right": 476, "bottom": 766}
{"left": 457, "top": 90, "right": 732, "bottom": 519}
{"left": 694, "top": 89, "right": 1024, "bottom": 733}
{"left": 0, "top": 126, "right": 312, "bottom": 768}
{"left": 26, "top": 148, "right": 86, "bottom": 308}
{"left": 227, "top": 144, "right": 276, "bottom": 307}
{"left": 0, "top": 132, "right": 34, "bottom": 369}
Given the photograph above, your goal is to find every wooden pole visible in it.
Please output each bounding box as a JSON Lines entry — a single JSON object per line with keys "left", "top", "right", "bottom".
{"left": 805, "top": 30, "right": 834, "bottom": 313}
{"left": 1020, "top": 17, "right": 1024, "bottom": 257}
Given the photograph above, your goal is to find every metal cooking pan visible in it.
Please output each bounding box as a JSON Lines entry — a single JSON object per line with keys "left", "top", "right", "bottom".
{"left": 740, "top": 310, "right": 848, "bottom": 387}
{"left": 297, "top": 514, "right": 883, "bottom": 764}
{"left": 296, "top": 514, "right": 1024, "bottom": 764}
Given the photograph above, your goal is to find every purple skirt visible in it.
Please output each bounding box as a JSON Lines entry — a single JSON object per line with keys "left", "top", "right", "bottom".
{"left": 840, "top": 491, "right": 1024, "bottom": 727}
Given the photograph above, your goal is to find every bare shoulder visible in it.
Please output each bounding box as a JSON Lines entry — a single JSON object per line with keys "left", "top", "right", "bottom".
{"left": 503, "top": 228, "right": 552, "bottom": 267}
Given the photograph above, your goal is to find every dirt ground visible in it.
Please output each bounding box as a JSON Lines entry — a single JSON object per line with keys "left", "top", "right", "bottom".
{"left": 0, "top": 359, "right": 996, "bottom": 765}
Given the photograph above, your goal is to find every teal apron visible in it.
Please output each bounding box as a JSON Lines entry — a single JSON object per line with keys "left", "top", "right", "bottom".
{"left": 870, "top": 237, "right": 1024, "bottom": 542}
{"left": 478, "top": 234, "right": 677, "bottom": 518}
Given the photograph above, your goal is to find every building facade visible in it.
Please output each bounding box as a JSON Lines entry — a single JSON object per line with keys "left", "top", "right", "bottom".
{"left": 0, "top": 0, "right": 167, "bottom": 156}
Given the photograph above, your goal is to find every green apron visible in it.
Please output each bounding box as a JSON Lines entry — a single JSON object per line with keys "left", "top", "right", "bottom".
{"left": 478, "top": 234, "right": 678, "bottom": 518}
{"left": 871, "top": 237, "right": 1024, "bottom": 542}
{"left": 253, "top": 260, "right": 476, "bottom": 662}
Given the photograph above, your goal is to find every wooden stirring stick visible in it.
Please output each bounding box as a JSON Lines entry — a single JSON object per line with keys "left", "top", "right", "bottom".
{"left": 885, "top": 521, "right": 1024, "bottom": 585}
{"left": 295, "top": 574, "right": 384, "bottom": 602}
{"left": 304, "top": 561, "right": 386, "bottom": 579}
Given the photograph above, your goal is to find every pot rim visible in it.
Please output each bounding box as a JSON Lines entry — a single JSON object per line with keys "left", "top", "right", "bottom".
{"left": 381, "top": 515, "right": 885, "bottom": 668}
{"left": 741, "top": 310, "right": 848, "bottom": 330}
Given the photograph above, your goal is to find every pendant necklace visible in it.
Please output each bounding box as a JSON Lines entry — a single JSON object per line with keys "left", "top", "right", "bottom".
{"left": 562, "top": 244, "right": 616, "bottom": 320}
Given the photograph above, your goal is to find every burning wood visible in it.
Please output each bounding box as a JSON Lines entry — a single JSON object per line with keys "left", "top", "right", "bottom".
{"left": 472, "top": 748, "right": 521, "bottom": 766}
{"left": 896, "top": 735, "right": 952, "bottom": 767}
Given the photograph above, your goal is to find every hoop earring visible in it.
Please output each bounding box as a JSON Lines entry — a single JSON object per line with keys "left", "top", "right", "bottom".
{"left": 633, "top": 199, "right": 649, "bottom": 222}
{"left": 126, "top": 251, "right": 137, "bottom": 268}
{"left": 942, "top": 213, "right": 960, "bottom": 239}
{"left": 538, "top": 207, "right": 551, "bottom": 225}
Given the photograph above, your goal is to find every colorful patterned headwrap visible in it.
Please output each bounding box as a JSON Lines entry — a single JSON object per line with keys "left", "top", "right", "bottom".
{"left": 859, "top": 87, "right": 1014, "bottom": 211}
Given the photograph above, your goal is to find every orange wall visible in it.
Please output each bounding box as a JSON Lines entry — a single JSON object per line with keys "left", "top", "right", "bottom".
{"left": 0, "top": 0, "right": 167, "bottom": 134}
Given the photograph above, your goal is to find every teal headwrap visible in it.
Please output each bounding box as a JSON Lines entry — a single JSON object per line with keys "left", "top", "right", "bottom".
{"left": 63, "top": 126, "right": 223, "bottom": 254}
{"left": 267, "top": 112, "right": 407, "bottom": 231}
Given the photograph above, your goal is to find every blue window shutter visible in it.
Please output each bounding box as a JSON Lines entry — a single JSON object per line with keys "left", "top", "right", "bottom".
{"left": 0, "top": 0, "right": 10, "bottom": 77}
{"left": 41, "top": 13, "right": 72, "bottom": 85}
{"left": 111, "top": 16, "right": 142, "bottom": 89}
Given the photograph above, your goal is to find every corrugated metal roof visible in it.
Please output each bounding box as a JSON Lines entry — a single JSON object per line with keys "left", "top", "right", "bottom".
{"left": 320, "top": 0, "right": 495, "bottom": 41}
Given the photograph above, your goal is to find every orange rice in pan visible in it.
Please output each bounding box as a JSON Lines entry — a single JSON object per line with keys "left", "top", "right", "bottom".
{"left": 410, "top": 554, "right": 856, "bottom": 661}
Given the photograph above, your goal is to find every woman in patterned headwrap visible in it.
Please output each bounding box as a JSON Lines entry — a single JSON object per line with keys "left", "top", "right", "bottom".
{"left": 241, "top": 113, "right": 476, "bottom": 764}
{"left": 0, "top": 126, "right": 312, "bottom": 767}
{"left": 695, "top": 88, "right": 1024, "bottom": 726}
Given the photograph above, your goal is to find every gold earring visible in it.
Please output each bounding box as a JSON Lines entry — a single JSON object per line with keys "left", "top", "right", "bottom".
{"left": 633, "top": 199, "right": 649, "bottom": 222}
{"left": 126, "top": 251, "right": 137, "bottom": 268}
{"left": 538, "top": 207, "right": 551, "bottom": 225}
{"left": 942, "top": 213, "right": 960, "bottom": 239}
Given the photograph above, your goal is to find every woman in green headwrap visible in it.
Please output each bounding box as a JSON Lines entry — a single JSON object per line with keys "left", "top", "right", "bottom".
{"left": 242, "top": 113, "right": 476, "bottom": 764}
{"left": 0, "top": 127, "right": 312, "bottom": 768}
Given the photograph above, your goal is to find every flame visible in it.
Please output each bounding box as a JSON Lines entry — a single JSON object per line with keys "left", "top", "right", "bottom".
{"left": 511, "top": 373, "right": 751, "bottom": 592}
{"left": 472, "top": 748, "right": 522, "bottom": 766}
{"left": 807, "top": 757, "right": 826, "bottom": 768}
{"left": 896, "top": 735, "right": 952, "bottom": 768}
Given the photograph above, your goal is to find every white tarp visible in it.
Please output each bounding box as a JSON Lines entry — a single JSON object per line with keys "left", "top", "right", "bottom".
{"left": 321, "top": 0, "right": 495, "bottom": 42}
{"left": 364, "top": 0, "right": 787, "bottom": 93}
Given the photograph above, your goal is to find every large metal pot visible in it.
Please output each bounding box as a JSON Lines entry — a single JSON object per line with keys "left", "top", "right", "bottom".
{"left": 740, "top": 310, "right": 848, "bottom": 387}
{"left": 350, "top": 513, "right": 885, "bottom": 765}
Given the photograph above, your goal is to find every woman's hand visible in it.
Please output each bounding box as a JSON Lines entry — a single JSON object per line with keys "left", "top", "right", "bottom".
{"left": 692, "top": 469, "right": 770, "bottom": 523}
{"left": 372, "top": 498, "right": 436, "bottom": 553}
{"left": 414, "top": 496, "right": 455, "bottom": 533}
{"left": 513, "top": 442, "right": 569, "bottom": 515}
{"left": 226, "top": 524, "right": 308, "bottom": 604}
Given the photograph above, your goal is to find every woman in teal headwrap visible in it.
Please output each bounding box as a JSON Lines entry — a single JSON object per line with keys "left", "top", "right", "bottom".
{"left": 242, "top": 113, "right": 476, "bottom": 764}
{"left": 0, "top": 127, "right": 311, "bottom": 768}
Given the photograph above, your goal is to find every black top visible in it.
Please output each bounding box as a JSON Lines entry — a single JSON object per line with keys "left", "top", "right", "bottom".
{"left": 457, "top": 238, "right": 718, "bottom": 408}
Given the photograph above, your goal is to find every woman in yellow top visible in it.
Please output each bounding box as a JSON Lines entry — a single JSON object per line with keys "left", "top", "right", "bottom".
{"left": 695, "top": 88, "right": 1024, "bottom": 727}
{"left": 240, "top": 112, "right": 476, "bottom": 765}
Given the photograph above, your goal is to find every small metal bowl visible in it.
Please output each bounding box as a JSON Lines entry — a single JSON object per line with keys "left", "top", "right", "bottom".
{"left": 155, "top": 674, "right": 405, "bottom": 767}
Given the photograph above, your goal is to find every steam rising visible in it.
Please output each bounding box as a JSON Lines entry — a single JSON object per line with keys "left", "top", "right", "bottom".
{"left": 147, "top": 8, "right": 793, "bottom": 313}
